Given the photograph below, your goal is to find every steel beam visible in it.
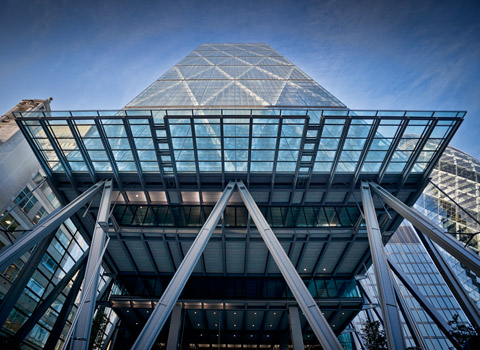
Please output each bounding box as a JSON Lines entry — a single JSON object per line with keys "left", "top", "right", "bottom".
{"left": 369, "top": 181, "right": 480, "bottom": 277}
{"left": 0, "top": 180, "right": 105, "bottom": 271}
{"left": 12, "top": 251, "right": 88, "bottom": 342}
{"left": 131, "top": 181, "right": 235, "bottom": 350}
{"left": 360, "top": 182, "right": 405, "bottom": 349}
{"left": 71, "top": 180, "right": 113, "bottom": 350}
{"left": 237, "top": 180, "right": 343, "bottom": 350}
{"left": 416, "top": 228, "right": 480, "bottom": 328}
{"left": 166, "top": 304, "right": 182, "bottom": 350}
{"left": 388, "top": 258, "right": 462, "bottom": 349}
{"left": 288, "top": 306, "right": 305, "bottom": 350}
{"left": 0, "top": 231, "right": 55, "bottom": 328}
{"left": 44, "top": 263, "right": 87, "bottom": 350}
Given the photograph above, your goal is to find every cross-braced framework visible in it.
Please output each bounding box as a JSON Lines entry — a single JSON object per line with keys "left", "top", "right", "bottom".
{"left": 1, "top": 178, "right": 479, "bottom": 349}
{"left": 4, "top": 43, "right": 476, "bottom": 350}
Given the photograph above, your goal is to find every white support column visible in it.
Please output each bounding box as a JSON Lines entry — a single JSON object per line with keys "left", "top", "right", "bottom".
{"left": 166, "top": 304, "right": 183, "bottom": 350}
{"left": 71, "top": 180, "right": 113, "bottom": 350}
{"left": 360, "top": 182, "right": 405, "bottom": 350}
{"left": 288, "top": 306, "right": 305, "bottom": 350}
{"left": 237, "top": 180, "right": 343, "bottom": 350}
{"left": 369, "top": 181, "right": 480, "bottom": 277}
{"left": 0, "top": 180, "right": 105, "bottom": 271}
{"left": 132, "top": 181, "right": 235, "bottom": 350}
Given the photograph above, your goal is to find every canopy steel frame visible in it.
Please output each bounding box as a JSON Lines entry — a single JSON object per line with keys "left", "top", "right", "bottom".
{"left": 360, "top": 182, "right": 405, "bottom": 350}
{"left": 0, "top": 180, "right": 105, "bottom": 271}
{"left": 237, "top": 180, "right": 343, "bottom": 350}
{"left": 131, "top": 181, "right": 235, "bottom": 350}
{"left": 71, "top": 179, "right": 113, "bottom": 350}
{"left": 369, "top": 181, "right": 480, "bottom": 277}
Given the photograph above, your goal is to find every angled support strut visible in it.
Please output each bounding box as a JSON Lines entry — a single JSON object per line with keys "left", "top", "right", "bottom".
{"left": 416, "top": 227, "right": 480, "bottom": 329}
{"left": 237, "top": 180, "right": 343, "bottom": 350}
{"left": 0, "top": 180, "right": 105, "bottom": 272}
{"left": 70, "top": 179, "right": 113, "bottom": 350}
{"left": 360, "top": 181, "right": 405, "bottom": 350}
{"left": 388, "top": 258, "right": 462, "bottom": 350}
{"left": 369, "top": 181, "right": 480, "bottom": 277}
{"left": 132, "top": 181, "right": 235, "bottom": 350}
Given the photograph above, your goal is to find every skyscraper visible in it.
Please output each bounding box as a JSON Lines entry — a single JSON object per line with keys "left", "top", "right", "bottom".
{"left": 1, "top": 43, "right": 475, "bottom": 350}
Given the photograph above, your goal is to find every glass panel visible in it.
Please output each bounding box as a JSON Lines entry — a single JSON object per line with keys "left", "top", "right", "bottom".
{"left": 251, "top": 162, "right": 274, "bottom": 171}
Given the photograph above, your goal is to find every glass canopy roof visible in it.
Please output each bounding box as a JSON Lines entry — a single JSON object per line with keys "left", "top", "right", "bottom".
{"left": 14, "top": 109, "right": 464, "bottom": 182}
{"left": 126, "top": 43, "right": 345, "bottom": 108}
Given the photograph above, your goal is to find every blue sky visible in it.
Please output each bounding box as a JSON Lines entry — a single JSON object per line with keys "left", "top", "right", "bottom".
{"left": 1, "top": 0, "right": 479, "bottom": 157}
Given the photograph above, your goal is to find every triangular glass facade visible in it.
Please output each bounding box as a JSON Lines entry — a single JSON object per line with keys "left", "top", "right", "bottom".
{"left": 127, "top": 43, "right": 345, "bottom": 108}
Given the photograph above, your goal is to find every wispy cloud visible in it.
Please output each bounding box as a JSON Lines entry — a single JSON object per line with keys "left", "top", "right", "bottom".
{"left": 1, "top": 0, "right": 479, "bottom": 155}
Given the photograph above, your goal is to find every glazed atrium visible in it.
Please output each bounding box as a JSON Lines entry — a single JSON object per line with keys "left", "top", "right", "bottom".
{"left": 1, "top": 43, "right": 479, "bottom": 350}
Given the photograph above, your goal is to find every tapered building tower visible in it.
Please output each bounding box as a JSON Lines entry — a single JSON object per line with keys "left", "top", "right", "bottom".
{"left": 2, "top": 43, "right": 476, "bottom": 350}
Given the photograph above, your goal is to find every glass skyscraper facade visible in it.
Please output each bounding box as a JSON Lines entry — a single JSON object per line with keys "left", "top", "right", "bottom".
{"left": 355, "top": 223, "right": 470, "bottom": 349}
{"left": 416, "top": 146, "right": 480, "bottom": 310}
{"left": 352, "top": 146, "right": 480, "bottom": 350}
{"left": 0, "top": 43, "right": 475, "bottom": 350}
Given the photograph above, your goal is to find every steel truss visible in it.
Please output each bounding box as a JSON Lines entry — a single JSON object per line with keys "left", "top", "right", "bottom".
{"left": 4, "top": 179, "right": 478, "bottom": 349}
{"left": 132, "top": 181, "right": 343, "bottom": 350}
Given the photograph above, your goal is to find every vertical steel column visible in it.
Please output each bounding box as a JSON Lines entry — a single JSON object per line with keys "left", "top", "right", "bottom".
{"left": 132, "top": 181, "right": 235, "bottom": 350}
{"left": 166, "top": 304, "right": 183, "bottom": 350}
{"left": 279, "top": 334, "right": 289, "bottom": 350}
{"left": 0, "top": 180, "right": 105, "bottom": 271}
{"left": 288, "top": 306, "right": 305, "bottom": 350}
{"left": 360, "top": 182, "right": 405, "bottom": 349}
{"left": 237, "top": 180, "right": 343, "bottom": 350}
{"left": 44, "top": 263, "right": 87, "bottom": 350}
{"left": 0, "top": 232, "right": 55, "bottom": 328}
{"left": 369, "top": 181, "right": 480, "bottom": 277}
{"left": 71, "top": 180, "right": 113, "bottom": 350}
{"left": 417, "top": 229, "right": 480, "bottom": 328}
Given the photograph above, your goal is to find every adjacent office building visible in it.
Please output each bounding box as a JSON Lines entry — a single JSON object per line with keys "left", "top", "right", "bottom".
{"left": 0, "top": 43, "right": 478, "bottom": 350}
{"left": 0, "top": 99, "right": 118, "bottom": 349}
